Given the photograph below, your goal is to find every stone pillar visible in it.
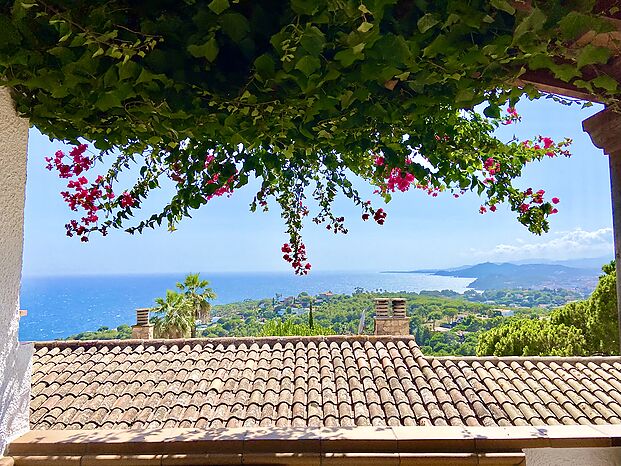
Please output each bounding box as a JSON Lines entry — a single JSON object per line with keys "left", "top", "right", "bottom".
{"left": 131, "top": 308, "right": 153, "bottom": 339}
{"left": 131, "top": 324, "right": 154, "bottom": 339}
{"left": 0, "top": 87, "right": 34, "bottom": 454}
{"left": 374, "top": 317, "right": 411, "bottom": 335}
{"left": 583, "top": 108, "right": 621, "bottom": 354}
{"left": 374, "top": 298, "right": 410, "bottom": 335}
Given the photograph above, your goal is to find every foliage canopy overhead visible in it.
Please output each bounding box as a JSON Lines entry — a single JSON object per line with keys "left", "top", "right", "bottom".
{"left": 1, "top": 0, "right": 619, "bottom": 271}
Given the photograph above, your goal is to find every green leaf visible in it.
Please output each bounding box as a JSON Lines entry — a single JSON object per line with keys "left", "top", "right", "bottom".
{"left": 300, "top": 27, "right": 325, "bottom": 56}
{"left": 254, "top": 54, "right": 275, "bottom": 78}
{"left": 295, "top": 56, "right": 321, "bottom": 77}
{"left": 423, "top": 34, "right": 449, "bottom": 58}
{"left": 550, "top": 64, "right": 580, "bottom": 82}
{"left": 220, "top": 12, "right": 249, "bottom": 43}
{"left": 187, "top": 38, "right": 219, "bottom": 62}
{"left": 513, "top": 8, "right": 546, "bottom": 44}
{"left": 592, "top": 75, "right": 618, "bottom": 93}
{"left": 417, "top": 14, "right": 440, "bottom": 33}
{"left": 558, "top": 11, "right": 593, "bottom": 40}
{"left": 291, "top": 0, "right": 318, "bottom": 15}
{"left": 576, "top": 44, "right": 611, "bottom": 69}
{"left": 208, "top": 0, "right": 229, "bottom": 15}
{"left": 118, "top": 61, "right": 141, "bottom": 81}
{"left": 358, "top": 21, "right": 374, "bottom": 33}
{"left": 334, "top": 49, "right": 357, "bottom": 67}
{"left": 136, "top": 68, "right": 154, "bottom": 84}
{"left": 483, "top": 104, "right": 501, "bottom": 119}
{"left": 455, "top": 88, "right": 475, "bottom": 103}
{"left": 95, "top": 92, "right": 122, "bottom": 111}
{"left": 490, "top": 0, "right": 515, "bottom": 15}
{"left": 527, "top": 54, "right": 554, "bottom": 70}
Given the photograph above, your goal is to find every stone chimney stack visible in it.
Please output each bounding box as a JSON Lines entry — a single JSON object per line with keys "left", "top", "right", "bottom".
{"left": 374, "top": 298, "right": 410, "bottom": 335}
{"left": 131, "top": 308, "right": 154, "bottom": 339}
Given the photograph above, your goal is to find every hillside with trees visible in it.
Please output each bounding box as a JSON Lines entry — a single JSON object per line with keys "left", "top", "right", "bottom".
{"left": 63, "top": 270, "right": 610, "bottom": 358}
{"left": 477, "top": 262, "right": 618, "bottom": 356}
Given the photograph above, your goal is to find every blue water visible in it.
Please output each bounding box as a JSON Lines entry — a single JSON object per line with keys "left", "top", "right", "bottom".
{"left": 19, "top": 271, "right": 474, "bottom": 341}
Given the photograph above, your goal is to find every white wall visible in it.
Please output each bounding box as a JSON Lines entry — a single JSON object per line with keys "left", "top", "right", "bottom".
{"left": 0, "top": 87, "right": 34, "bottom": 454}
{"left": 525, "top": 447, "right": 621, "bottom": 466}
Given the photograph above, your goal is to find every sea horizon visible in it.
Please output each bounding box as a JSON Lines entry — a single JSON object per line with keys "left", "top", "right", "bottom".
{"left": 19, "top": 270, "right": 475, "bottom": 342}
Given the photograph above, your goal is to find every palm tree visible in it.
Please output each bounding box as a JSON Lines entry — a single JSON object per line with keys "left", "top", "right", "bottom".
{"left": 151, "top": 290, "right": 193, "bottom": 339}
{"left": 176, "top": 273, "right": 217, "bottom": 338}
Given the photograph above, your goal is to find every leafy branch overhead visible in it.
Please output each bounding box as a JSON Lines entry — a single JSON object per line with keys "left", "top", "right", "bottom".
{"left": 1, "top": 1, "right": 619, "bottom": 272}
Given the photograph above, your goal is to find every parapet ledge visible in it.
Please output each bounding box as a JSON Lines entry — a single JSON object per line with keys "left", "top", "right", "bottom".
{"left": 8, "top": 424, "right": 621, "bottom": 458}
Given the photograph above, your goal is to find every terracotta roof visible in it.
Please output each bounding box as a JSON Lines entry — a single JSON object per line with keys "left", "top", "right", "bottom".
{"left": 30, "top": 335, "right": 621, "bottom": 430}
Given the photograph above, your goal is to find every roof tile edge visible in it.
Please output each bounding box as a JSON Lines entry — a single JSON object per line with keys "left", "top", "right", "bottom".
{"left": 32, "top": 334, "right": 419, "bottom": 349}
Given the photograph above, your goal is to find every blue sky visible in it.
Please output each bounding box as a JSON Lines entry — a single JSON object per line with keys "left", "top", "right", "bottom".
{"left": 22, "top": 98, "right": 613, "bottom": 276}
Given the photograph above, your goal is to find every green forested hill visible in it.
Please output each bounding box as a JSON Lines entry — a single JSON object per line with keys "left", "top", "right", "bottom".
{"left": 66, "top": 288, "right": 583, "bottom": 356}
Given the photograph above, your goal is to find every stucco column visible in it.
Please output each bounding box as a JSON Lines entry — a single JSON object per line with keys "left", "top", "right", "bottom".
{"left": 583, "top": 108, "right": 621, "bottom": 354}
{"left": 0, "top": 87, "right": 33, "bottom": 454}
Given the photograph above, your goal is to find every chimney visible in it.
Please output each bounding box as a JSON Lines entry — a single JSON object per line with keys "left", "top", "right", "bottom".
{"left": 131, "top": 308, "right": 154, "bottom": 339}
{"left": 374, "top": 298, "right": 410, "bottom": 335}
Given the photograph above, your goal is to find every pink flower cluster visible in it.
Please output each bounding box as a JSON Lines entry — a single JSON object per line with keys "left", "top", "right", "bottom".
{"left": 373, "top": 208, "right": 387, "bottom": 225}
{"left": 385, "top": 168, "right": 415, "bottom": 192}
{"left": 46, "top": 145, "right": 109, "bottom": 241}
{"left": 415, "top": 183, "right": 440, "bottom": 197}
{"left": 204, "top": 154, "right": 236, "bottom": 200}
{"left": 521, "top": 136, "right": 572, "bottom": 158}
{"left": 46, "top": 144, "right": 138, "bottom": 242}
{"left": 483, "top": 157, "right": 501, "bottom": 184}
{"left": 519, "top": 188, "right": 559, "bottom": 215}
{"left": 282, "top": 242, "right": 312, "bottom": 275}
{"left": 120, "top": 192, "right": 134, "bottom": 207}
{"left": 45, "top": 144, "right": 91, "bottom": 178}
{"left": 502, "top": 107, "right": 521, "bottom": 125}
{"left": 375, "top": 155, "right": 439, "bottom": 196}
{"left": 484, "top": 157, "right": 500, "bottom": 175}
{"left": 479, "top": 203, "right": 498, "bottom": 214}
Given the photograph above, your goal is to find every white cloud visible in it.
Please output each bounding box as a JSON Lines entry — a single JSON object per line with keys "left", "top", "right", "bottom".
{"left": 467, "top": 227, "right": 613, "bottom": 262}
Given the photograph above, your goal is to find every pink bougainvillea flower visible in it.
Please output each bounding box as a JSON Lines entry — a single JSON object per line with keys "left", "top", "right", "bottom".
{"left": 120, "top": 192, "right": 135, "bottom": 208}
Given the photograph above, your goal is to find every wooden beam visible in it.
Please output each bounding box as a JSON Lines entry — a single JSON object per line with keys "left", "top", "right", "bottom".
{"left": 518, "top": 70, "right": 602, "bottom": 102}
{"left": 509, "top": 1, "right": 621, "bottom": 102}
{"left": 518, "top": 56, "right": 621, "bottom": 103}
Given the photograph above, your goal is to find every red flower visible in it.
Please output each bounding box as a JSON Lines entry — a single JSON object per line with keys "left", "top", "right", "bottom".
{"left": 552, "top": 197, "right": 560, "bottom": 204}
{"left": 541, "top": 137, "right": 554, "bottom": 149}
{"left": 120, "top": 192, "right": 135, "bottom": 208}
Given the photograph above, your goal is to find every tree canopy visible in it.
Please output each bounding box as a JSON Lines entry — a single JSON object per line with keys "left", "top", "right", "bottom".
{"left": 151, "top": 273, "right": 216, "bottom": 338}
{"left": 1, "top": 1, "right": 619, "bottom": 271}
{"left": 477, "top": 262, "right": 619, "bottom": 356}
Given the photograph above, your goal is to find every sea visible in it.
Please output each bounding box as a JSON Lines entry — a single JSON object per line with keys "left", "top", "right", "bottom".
{"left": 19, "top": 271, "right": 474, "bottom": 341}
